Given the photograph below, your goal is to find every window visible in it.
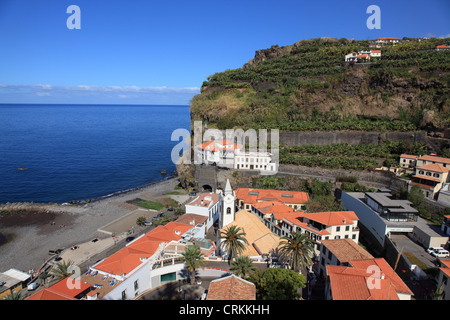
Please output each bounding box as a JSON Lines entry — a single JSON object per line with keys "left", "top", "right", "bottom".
{"left": 345, "top": 226, "right": 350, "bottom": 231}
{"left": 227, "top": 207, "right": 231, "bottom": 214}
{"left": 352, "top": 234, "right": 356, "bottom": 239}
{"left": 134, "top": 280, "right": 139, "bottom": 291}
{"left": 121, "top": 290, "right": 127, "bottom": 300}
{"left": 336, "top": 226, "right": 340, "bottom": 232}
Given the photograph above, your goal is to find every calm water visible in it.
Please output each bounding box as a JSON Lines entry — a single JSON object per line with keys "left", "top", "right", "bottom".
{"left": 0, "top": 104, "right": 191, "bottom": 204}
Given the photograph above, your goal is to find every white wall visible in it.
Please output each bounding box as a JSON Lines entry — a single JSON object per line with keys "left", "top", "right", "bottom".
{"left": 341, "top": 192, "right": 387, "bottom": 246}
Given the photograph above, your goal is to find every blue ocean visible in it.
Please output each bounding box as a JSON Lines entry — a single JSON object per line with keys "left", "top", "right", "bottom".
{"left": 0, "top": 104, "right": 191, "bottom": 204}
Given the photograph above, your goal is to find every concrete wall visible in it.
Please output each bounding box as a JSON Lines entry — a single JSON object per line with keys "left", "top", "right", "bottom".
{"left": 279, "top": 131, "right": 426, "bottom": 147}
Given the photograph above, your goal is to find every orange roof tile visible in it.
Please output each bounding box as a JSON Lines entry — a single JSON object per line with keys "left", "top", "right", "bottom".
{"left": 417, "top": 163, "right": 450, "bottom": 173}
{"left": 207, "top": 275, "right": 256, "bottom": 300}
{"left": 327, "top": 258, "right": 412, "bottom": 300}
{"left": 236, "top": 188, "right": 309, "bottom": 205}
{"left": 221, "top": 210, "right": 281, "bottom": 256}
{"left": 412, "top": 174, "right": 441, "bottom": 183}
{"left": 26, "top": 289, "right": 76, "bottom": 300}
{"left": 93, "top": 222, "right": 193, "bottom": 276}
{"left": 400, "top": 154, "right": 417, "bottom": 159}
{"left": 418, "top": 155, "right": 450, "bottom": 165}
{"left": 321, "top": 239, "right": 374, "bottom": 263}
{"left": 186, "top": 192, "right": 220, "bottom": 209}
{"left": 26, "top": 278, "right": 90, "bottom": 300}
{"left": 300, "top": 211, "right": 358, "bottom": 226}
{"left": 198, "top": 140, "right": 242, "bottom": 151}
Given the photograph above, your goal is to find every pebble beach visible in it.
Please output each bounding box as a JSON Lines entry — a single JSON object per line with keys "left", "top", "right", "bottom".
{"left": 0, "top": 177, "right": 179, "bottom": 273}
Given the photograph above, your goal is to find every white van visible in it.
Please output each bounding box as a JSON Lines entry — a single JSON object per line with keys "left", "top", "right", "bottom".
{"left": 431, "top": 249, "right": 450, "bottom": 258}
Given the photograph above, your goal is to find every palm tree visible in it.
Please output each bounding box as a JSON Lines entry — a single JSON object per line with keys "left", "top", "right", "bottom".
{"left": 50, "top": 260, "right": 75, "bottom": 281}
{"left": 38, "top": 272, "right": 50, "bottom": 287}
{"left": 220, "top": 225, "right": 249, "bottom": 265}
{"left": 136, "top": 216, "right": 146, "bottom": 226}
{"left": 181, "top": 245, "right": 205, "bottom": 285}
{"left": 278, "top": 232, "right": 314, "bottom": 273}
{"left": 230, "top": 256, "right": 256, "bottom": 278}
{"left": 3, "top": 290, "right": 24, "bottom": 300}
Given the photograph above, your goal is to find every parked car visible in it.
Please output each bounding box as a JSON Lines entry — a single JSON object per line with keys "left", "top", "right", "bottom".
{"left": 189, "top": 192, "right": 197, "bottom": 196}
{"left": 126, "top": 236, "right": 135, "bottom": 243}
{"left": 427, "top": 247, "right": 444, "bottom": 254}
{"left": 154, "top": 212, "right": 164, "bottom": 219}
{"left": 48, "top": 249, "right": 63, "bottom": 255}
{"left": 27, "top": 282, "right": 39, "bottom": 291}
{"left": 431, "top": 249, "right": 450, "bottom": 258}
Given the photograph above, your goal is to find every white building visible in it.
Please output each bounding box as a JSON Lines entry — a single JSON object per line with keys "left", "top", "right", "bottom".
{"left": 197, "top": 140, "right": 242, "bottom": 167}
{"left": 345, "top": 50, "right": 381, "bottom": 62}
{"left": 79, "top": 221, "right": 218, "bottom": 300}
{"left": 341, "top": 192, "right": 449, "bottom": 249}
{"left": 197, "top": 139, "right": 277, "bottom": 173}
{"left": 234, "top": 150, "right": 278, "bottom": 174}
{"left": 280, "top": 210, "right": 360, "bottom": 253}
{"left": 185, "top": 192, "right": 222, "bottom": 231}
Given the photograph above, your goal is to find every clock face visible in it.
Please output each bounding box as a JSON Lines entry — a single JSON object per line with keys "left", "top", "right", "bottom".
{"left": 225, "top": 195, "right": 233, "bottom": 202}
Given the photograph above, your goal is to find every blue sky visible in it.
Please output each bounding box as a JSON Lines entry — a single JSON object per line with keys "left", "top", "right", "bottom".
{"left": 0, "top": 0, "right": 449, "bottom": 105}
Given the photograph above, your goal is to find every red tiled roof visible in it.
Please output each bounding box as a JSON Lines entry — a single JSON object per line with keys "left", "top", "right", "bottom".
{"left": 93, "top": 222, "right": 193, "bottom": 276}
{"left": 321, "top": 239, "right": 374, "bottom": 263}
{"left": 26, "top": 278, "right": 90, "bottom": 300}
{"left": 300, "top": 211, "right": 358, "bottom": 226}
{"left": 440, "top": 260, "right": 450, "bottom": 278}
{"left": 412, "top": 175, "right": 441, "bottom": 183}
{"left": 437, "top": 45, "right": 450, "bottom": 49}
{"left": 417, "top": 163, "right": 450, "bottom": 173}
{"left": 206, "top": 275, "right": 256, "bottom": 300}
{"left": 186, "top": 192, "right": 220, "bottom": 209}
{"left": 197, "top": 140, "right": 242, "bottom": 151}
{"left": 236, "top": 188, "right": 309, "bottom": 205}
{"left": 400, "top": 154, "right": 417, "bottom": 159}
{"left": 418, "top": 155, "right": 450, "bottom": 165}
{"left": 327, "top": 258, "right": 412, "bottom": 300}
{"left": 409, "top": 182, "right": 435, "bottom": 190}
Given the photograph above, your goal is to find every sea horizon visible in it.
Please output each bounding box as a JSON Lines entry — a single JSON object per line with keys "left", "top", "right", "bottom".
{"left": 0, "top": 103, "right": 191, "bottom": 204}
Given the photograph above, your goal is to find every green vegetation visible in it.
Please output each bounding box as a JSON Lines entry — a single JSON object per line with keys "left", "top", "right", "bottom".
{"left": 134, "top": 200, "right": 165, "bottom": 211}
{"left": 230, "top": 256, "right": 257, "bottom": 278}
{"left": 220, "top": 225, "right": 249, "bottom": 265}
{"left": 280, "top": 140, "right": 428, "bottom": 171}
{"left": 180, "top": 245, "right": 206, "bottom": 285}
{"left": 278, "top": 232, "right": 315, "bottom": 272}
{"left": 248, "top": 268, "right": 306, "bottom": 300}
{"left": 396, "top": 185, "right": 450, "bottom": 225}
{"left": 191, "top": 37, "right": 450, "bottom": 131}
{"left": 136, "top": 216, "right": 146, "bottom": 226}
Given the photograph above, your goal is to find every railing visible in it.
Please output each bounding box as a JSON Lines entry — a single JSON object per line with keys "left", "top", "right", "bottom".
{"left": 151, "top": 257, "right": 185, "bottom": 270}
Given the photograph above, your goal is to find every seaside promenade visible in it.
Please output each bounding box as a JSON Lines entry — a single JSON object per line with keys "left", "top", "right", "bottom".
{"left": 0, "top": 178, "right": 183, "bottom": 273}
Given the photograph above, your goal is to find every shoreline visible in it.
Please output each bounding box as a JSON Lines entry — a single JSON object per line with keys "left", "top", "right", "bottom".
{"left": 0, "top": 176, "right": 182, "bottom": 272}
{"left": 0, "top": 175, "right": 178, "bottom": 208}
